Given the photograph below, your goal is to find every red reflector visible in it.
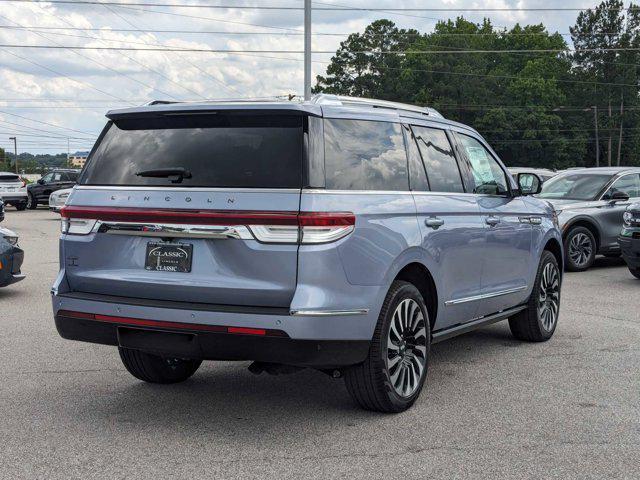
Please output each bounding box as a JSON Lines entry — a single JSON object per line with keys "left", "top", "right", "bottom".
{"left": 227, "top": 327, "right": 266, "bottom": 336}
{"left": 60, "top": 206, "right": 299, "bottom": 226}
{"left": 298, "top": 212, "right": 355, "bottom": 227}
{"left": 57, "top": 310, "right": 285, "bottom": 337}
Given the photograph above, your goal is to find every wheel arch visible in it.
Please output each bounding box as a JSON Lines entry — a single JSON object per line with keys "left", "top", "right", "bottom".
{"left": 563, "top": 217, "right": 602, "bottom": 252}
{"left": 393, "top": 262, "right": 438, "bottom": 331}
{"left": 542, "top": 237, "right": 563, "bottom": 279}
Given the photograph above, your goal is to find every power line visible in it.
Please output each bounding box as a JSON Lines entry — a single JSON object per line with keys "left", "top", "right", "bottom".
{"left": 30, "top": 6, "right": 202, "bottom": 100}
{"left": 0, "top": 111, "right": 99, "bottom": 136}
{"left": 95, "top": 0, "right": 241, "bottom": 96}
{"left": 7, "top": 44, "right": 640, "bottom": 55}
{"left": 4, "top": 25, "right": 627, "bottom": 38}
{"left": 6, "top": 0, "right": 626, "bottom": 13}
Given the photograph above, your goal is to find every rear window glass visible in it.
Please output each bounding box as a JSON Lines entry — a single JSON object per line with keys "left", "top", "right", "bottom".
{"left": 324, "top": 119, "right": 408, "bottom": 191}
{"left": 0, "top": 174, "right": 20, "bottom": 182}
{"left": 80, "top": 114, "right": 303, "bottom": 188}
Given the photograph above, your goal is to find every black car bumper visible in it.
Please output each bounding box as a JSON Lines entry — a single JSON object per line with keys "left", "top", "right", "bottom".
{"left": 0, "top": 241, "right": 25, "bottom": 287}
{"left": 618, "top": 235, "right": 640, "bottom": 269}
{"left": 54, "top": 311, "right": 370, "bottom": 369}
{"left": 0, "top": 196, "right": 27, "bottom": 205}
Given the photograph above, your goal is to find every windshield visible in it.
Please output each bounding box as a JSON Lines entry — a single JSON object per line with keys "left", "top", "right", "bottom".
{"left": 538, "top": 173, "right": 612, "bottom": 201}
{"left": 79, "top": 114, "right": 303, "bottom": 188}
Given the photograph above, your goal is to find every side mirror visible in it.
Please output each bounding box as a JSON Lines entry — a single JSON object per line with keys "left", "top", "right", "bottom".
{"left": 37, "top": 178, "right": 44, "bottom": 185}
{"left": 609, "top": 191, "right": 630, "bottom": 203}
{"left": 517, "top": 172, "right": 542, "bottom": 195}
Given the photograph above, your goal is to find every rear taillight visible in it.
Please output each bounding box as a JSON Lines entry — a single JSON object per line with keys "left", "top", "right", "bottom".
{"left": 60, "top": 207, "right": 355, "bottom": 244}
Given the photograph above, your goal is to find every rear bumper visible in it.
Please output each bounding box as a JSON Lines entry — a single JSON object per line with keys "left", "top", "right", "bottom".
{"left": 0, "top": 194, "right": 27, "bottom": 204}
{"left": 618, "top": 235, "right": 640, "bottom": 269}
{"left": 0, "top": 243, "right": 25, "bottom": 287}
{"left": 54, "top": 310, "right": 370, "bottom": 368}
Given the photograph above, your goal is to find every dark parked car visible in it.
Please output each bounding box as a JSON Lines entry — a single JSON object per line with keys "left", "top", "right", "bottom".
{"left": 0, "top": 226, "right": 24, "bottom": 287}
{"left": 27, "top": 169, "right": 79, "bottom": 209}
{"left": 0, "top": 199, "right": 4, "bottom": 222}
{"left": 620, "top": 202, "right": 640, "bottom": 279}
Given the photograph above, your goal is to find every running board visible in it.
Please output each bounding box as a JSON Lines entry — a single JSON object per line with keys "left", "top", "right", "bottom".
{"left": 431, "top": 305, "right": 527, "bottom": 344}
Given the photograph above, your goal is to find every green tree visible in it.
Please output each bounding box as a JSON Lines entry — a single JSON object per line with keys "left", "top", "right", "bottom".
{"left": 314, "top": 19, "right": 419, "bottom": 99}
{"left": 571, "top": 0, "right": 640, "bottom": 166}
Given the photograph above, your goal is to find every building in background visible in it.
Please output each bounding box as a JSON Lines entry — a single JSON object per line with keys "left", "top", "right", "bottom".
{"left": 68, "top": 151, "right": 89, "bottom": 168}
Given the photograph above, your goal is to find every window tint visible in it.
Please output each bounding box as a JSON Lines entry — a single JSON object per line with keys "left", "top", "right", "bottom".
{"left": 403, "top": 125, "right": 429, "bottom": 191}
{"left": 66, "top": 172, "right": 79, "bottom": 182}
{"left": 603, "top": 174, "right": 640, "bottom": 199}
{"left": 457, "top": 134, "right": 509, "bottom": 195}
{"left": 80, "top": 115, "right": 303, "bottom": 188}
{"left": 324, "top": 119, "right": 408, "bottom": 191}
{"left": 52, "top": 173, "right": 63, "bottom": 182}
{"left": 412, "top": 126, "right": 463, "bottom": 193}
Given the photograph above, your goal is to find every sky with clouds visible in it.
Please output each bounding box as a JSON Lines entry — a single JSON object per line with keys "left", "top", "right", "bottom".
{"left": 0, "top": 0, "right": 590, "bottom": 154}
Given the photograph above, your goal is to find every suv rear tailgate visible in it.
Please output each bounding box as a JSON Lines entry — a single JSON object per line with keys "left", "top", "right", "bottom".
{"left": 62, "top": 112, "right": 304, "bottom": 308}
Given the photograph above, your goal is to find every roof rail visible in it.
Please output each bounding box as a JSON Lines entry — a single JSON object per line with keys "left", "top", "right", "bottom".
{"left": 310, "top": 94, "right": 443, "bottom": 118}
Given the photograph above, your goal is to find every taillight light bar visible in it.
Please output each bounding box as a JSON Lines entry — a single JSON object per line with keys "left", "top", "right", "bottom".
{"left": 58, "top": 310, "right": 287, "bottom": 337}
{"left": 61, "top": 207, "right": 355, "bottom": 244}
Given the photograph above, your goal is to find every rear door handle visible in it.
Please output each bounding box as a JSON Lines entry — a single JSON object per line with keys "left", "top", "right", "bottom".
{"left": 425, "top": 217, "right": 445, "bottom": 229}
{"left": 485, "top": 216, "right": 500, "bottom": 226}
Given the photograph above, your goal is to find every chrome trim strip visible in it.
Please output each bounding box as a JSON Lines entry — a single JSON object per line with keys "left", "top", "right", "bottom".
{"left": 75, "top": 186, "right": 301, "bottom": 194}
{"left": 94, "top": 221, "right": 254, "bottom": 239}
{"left": 444, "top": 286, "right": 527, "bottom": 306}
{"left": 290, "top": 309, "right": 369, "bottom": 317}
{"left": 303, "top": 189, "right": 481, "bottom": 197}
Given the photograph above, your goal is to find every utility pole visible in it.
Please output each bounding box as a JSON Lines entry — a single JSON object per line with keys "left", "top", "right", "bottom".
{"left": 593, "top": 106, "right": 599, "bottom": 167}
{"left": 607, "top": 101, "right": 612, "bottom": 167}
{"left": 617, "top": 94, "right": 624, "bottom": 166}
{"left": 304, "top": 0, "right": 312, "bottom": 100}
{"left": 8, "top": 136, "right": 17, "bottom": 173}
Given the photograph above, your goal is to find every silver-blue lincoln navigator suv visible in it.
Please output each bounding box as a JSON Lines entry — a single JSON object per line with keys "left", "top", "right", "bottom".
{"left": 52, "top": 95, "right": 563, "bottom": 413}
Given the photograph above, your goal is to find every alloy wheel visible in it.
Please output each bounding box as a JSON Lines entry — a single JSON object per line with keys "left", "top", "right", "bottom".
{"left": 568, "top": 232, "right": 593, "bottom": 267}
{"left": 386, "top": 298, "right": 428, "bottom": 397}
{"left": 538, "top": 262, "right": 560, "bottom": 332}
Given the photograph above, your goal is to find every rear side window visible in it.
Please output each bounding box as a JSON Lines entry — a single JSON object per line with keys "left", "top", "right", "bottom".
{"left": 402, "top": 125, "right": 429, "bottom": 191}
{"left": 324, "top": 119, "right": 408, "bottom": 191}
{"left": 65, "top": 172, "right": 79, "bottom": 182}
{"left": 80, "top": 114, "right": 303, "bottom": 188}
{"left": 0, "top": 174, "right": 20, "bottom": 182}
{"left": 412, "top": 126, "right": 464, "bottom": 193}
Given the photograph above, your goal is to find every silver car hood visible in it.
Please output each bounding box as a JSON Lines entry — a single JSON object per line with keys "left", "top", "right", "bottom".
{"left": 538, "top": 198, "right": 599, "bottom": 211}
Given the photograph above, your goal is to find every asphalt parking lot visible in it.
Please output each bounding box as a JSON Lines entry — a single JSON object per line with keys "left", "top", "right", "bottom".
{"left": 1, "top": 208, "right": 638, "bottom": 479}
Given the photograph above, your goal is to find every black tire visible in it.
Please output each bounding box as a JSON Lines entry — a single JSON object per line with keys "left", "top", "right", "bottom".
{"left": 15, "top": 202, "right": 27, "bottom": 211}
{"left": 344, "top": 280, "right": 431, "bottom": 413}
{"left": 563, "top": 226, "right": 596, "bottom": 272}
{"left": 629, "top": 267, "right": 640, "bottom": 279}
{"left": 118, "top": 347, "right": 202, "bottom": 384}
{"left": 509, "top": 250, "right": 561, "bottom": 342}
{"left": 26, "top": 193, "right": 37, "bottom": 210}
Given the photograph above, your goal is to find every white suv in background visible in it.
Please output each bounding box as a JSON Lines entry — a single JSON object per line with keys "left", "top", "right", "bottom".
{"left": 0, "top": 172, "right": 27, "bottom": 211}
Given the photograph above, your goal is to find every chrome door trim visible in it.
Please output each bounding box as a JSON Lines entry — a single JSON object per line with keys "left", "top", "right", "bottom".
{"left": 290, "top": 309, "right": 369, "bottom": 316}
{"left": 94, "top": 221, "right": 255, "bottom": 239}
{"left": 444, "top": 285, "right": 527, "bottom": 306}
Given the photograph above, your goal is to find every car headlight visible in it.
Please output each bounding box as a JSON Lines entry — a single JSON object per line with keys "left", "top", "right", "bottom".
{"left": 0, "top": 226, "right": 18, "bottom": 246}
{"left": 623, "top": 211, "right": 633, "bottom": 226}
